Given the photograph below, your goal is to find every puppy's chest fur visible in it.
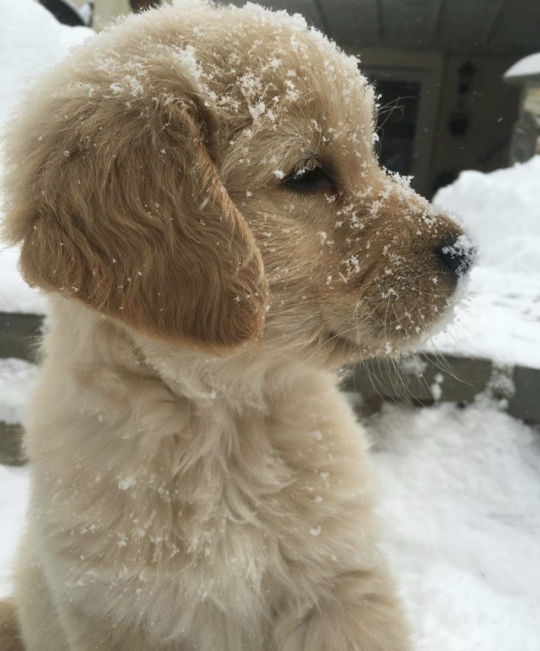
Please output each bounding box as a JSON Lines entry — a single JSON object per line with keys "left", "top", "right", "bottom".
{"left": 30, "top": 359, "right": 373, "bottom": 639}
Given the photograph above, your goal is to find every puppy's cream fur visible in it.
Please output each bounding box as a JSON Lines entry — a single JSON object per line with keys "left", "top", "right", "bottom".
{"left": 1, "top": 3, "right": 466, "bottom": 650}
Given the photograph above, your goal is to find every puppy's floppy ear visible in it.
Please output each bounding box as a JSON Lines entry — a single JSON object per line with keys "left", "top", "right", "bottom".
{"left": 2, "top": 49, "right": 266, "bottom": 352}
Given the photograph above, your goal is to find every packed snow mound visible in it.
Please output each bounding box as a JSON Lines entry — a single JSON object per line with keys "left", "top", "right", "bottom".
{"left": 428, "top": 157, "right": 540, "bottom": 368}
{"left": 0, "top": 0, "right": 93, "bottom": 314}
{"left": 435, "top": 156, "right": 540, "bottom": 275}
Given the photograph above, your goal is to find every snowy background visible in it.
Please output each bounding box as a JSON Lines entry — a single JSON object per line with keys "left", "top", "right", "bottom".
{"left": 1, "top": 1, "right": 539, "bottom": 650}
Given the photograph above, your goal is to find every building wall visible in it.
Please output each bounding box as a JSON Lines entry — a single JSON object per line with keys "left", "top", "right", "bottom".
{"left": 430, "top": 55, "right": 521, "bottom": 195}
{"left": 356, "top": 49, "right": 522, "bottom": 196}
{"left": 357, "top": 49, "right": 444, "bottom": 197}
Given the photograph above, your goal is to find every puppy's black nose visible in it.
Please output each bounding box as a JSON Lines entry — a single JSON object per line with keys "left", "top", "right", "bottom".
{"left": 436, "top": 235, "right": 477, "bottom": 277}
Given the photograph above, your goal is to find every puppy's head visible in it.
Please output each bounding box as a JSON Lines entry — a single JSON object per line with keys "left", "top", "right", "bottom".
{"left": 2, "top": 6, "right": 268, "bottom": 355}
{"left": 2, "top": 3, "right": 474, "bottom": 364}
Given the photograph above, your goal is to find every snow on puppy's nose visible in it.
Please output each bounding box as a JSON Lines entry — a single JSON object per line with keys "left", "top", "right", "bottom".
{"left": 437, "top": 234, "right": 478, "bottom": 277}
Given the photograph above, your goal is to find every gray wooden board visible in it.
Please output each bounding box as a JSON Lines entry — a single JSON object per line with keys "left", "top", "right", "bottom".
{"left": 343, "top": 354, "right": 540, "bottom": 425}
{"left": 0, "top": 422, "right": 25, "bottom": 466}
{"left": 0, "top": 312, "right": 44, "bottom": 362}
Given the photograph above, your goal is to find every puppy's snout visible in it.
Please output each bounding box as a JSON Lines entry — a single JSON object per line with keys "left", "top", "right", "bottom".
{"left": 436, "top": 235, "right": 477, "bottom": 278}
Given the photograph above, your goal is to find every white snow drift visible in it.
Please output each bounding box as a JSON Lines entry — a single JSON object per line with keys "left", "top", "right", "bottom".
{"left": 431, "top": 156, "right": 540, "bottom": 368}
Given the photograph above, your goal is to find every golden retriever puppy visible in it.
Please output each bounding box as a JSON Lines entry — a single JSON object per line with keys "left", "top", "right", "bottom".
{"left": 1, "top": 2, "right": 474, "bottom": 650}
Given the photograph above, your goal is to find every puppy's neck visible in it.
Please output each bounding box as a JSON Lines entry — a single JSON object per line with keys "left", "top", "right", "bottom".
{"left": 45, "top": 295, "right": 332, "bottom": 415}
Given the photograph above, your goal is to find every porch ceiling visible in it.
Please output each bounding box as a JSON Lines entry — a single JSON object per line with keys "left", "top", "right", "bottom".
{"left": 221, "top": 0, "right": 540, "bottom": 56}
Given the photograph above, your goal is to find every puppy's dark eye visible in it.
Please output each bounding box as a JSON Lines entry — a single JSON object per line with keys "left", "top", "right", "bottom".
{"left": 284, "top": 165, "right": 332, "bottom": 193}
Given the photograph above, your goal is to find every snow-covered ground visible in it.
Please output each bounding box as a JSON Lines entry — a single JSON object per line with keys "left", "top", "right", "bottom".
{"left": 0, "top": 465, "right": 29, "bottom": 596}
{"left": 0, "top": 1, "right": 539, "bottom": 650}
{"left": 375, "top": 401, "right": 540, "bottom": 651}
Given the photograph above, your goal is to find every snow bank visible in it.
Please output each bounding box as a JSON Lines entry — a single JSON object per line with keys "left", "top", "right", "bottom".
{"left": 435, "top": 157, "right": 540, "bottom": 275}
{"left": 0, "top": 0, "right": 92, "bottom": 126}
{"left": 430, "top": 157, "right": 540, "bottom": 368}
{"left": 0, "top": 0, "right": 93, "bottom": 315}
